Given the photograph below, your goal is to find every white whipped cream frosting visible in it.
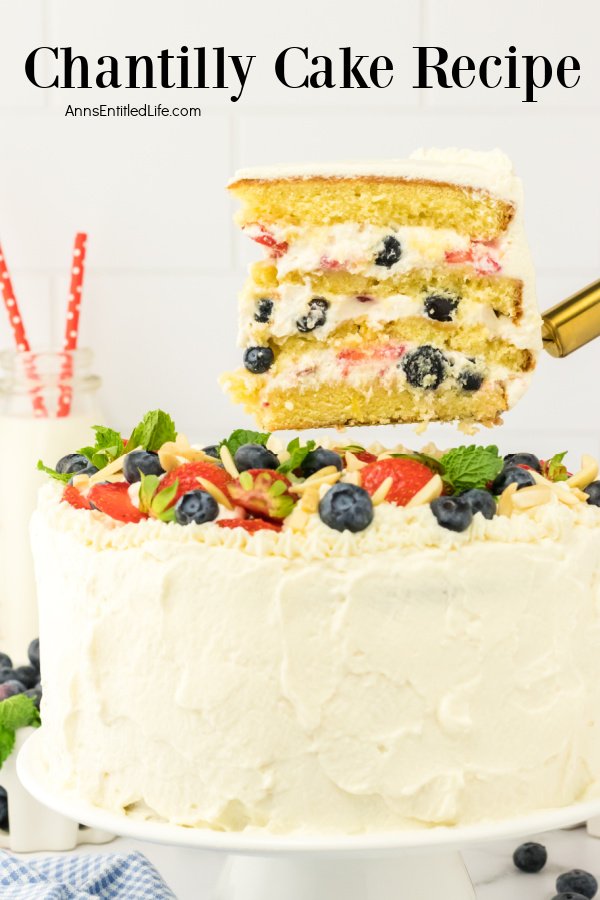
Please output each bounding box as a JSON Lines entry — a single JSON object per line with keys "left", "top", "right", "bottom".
{"left": 31, "top": 485, "right": 600, "bottom": 833}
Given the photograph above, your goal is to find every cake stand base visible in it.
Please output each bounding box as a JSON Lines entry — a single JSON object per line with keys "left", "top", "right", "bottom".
{"left": 215, "top": 852, "right": 474, "bottom": 900}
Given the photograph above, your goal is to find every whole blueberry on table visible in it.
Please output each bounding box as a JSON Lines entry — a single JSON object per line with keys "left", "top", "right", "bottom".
{"left": 243, "top": 346, "right": 274, "bottom": 374}
{"left": 174, "top": 490, "right": 219, "bottom": 526}
{"left": 430, "top": 496, "right": 473, "bottom": 533}
{"left": 460, "top": 489, "right": 497, "bottom": 521}
{"left": 401, "top": 345, "right": 448, "bottom": 390}
{"left": 319, "top": 483, "right": 374, "bottom": 533}
{"left": 234, "top": 443, "right": 279, "bottom": 472}
{"left": 12, "top": 665, "right": 38, "bottom": 690}
{"left": 512, "top": 841, "right": 547, "bottom": 873}
{"left": 552, "top": 892, "right": 590, "bottom": 899}
{"left": 0, "top": 668, "right": 16, "bottom": 684}
{"left": 25, "top": 684, "right": 42, "bottom": 709}
{"left": 424, "top": 293, "right": 458, "bottom": 322}
{"left": 0, "top": 652, "right": 12, "bottom": 670}
{"left": 491, "top": 465, "right": 536, "bottom": 494}
{"left": 123, "top": 450, "right": 164, "bottom": 484}
{"left": 504, "top": 452, "right": 542, "bottom": 472}
{"left": 556, "top": 870, "right": 598, "bottom": 899}
{"left": 374, "top": 235, "right": 402, "bottom": 268}
{"left": 0, "top": 786, "right": 7, "bottom": 831}
{"left": 55, "top": 452, "right": 90, "bottom": 475}
{"left": 0, "top": 680, "right": 26, "bottom": 701}
{"left": 299, "top": 448, "right": 343, "bottom": 478}
{"left": 202, "top": 445, "right": 221, "bottom": 460}
{"left": 584, "top": 481, "right": 600, "bottom": 507}
{"left": 28, "top": 638, "right": 40, "bottom": 671}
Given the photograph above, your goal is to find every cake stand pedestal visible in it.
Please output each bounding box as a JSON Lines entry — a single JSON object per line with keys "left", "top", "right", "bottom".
{"left": 17, "top": 731, "right": 600, "bottom": 900}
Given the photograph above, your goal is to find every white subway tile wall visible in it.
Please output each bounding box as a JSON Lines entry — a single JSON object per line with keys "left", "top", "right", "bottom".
{"left": 0, "top": 0, "right": 598, "bottom": 455}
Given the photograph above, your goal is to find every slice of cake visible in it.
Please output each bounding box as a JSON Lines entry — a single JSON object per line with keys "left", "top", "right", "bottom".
{"left": 222, "top": 149, "right": 541, "bottom": 430}
{"left": 30, "top": 412, "right": 600, "bottom": 833}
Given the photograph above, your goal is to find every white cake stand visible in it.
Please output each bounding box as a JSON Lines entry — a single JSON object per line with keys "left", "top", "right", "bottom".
{"left": 17, "top": 731, "right": 600, "bottom": 900}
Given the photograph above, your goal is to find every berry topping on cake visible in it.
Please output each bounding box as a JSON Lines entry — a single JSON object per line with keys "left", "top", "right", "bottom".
{"left": 174, "top": 490, "right": 219, "bottom": 526}
{"left": 161, "top": 461, "right": 233, "bottom": 505}
{"left": 374, "top": 235, "right": 402, "bottom": 268}
{"left": 491, "top": 465, "right": 536, "bottom": 494}
{"left": 457, "top": 368, "right": 484, "bottom": 392}
{"left": 513, "top": 842, "right": 547, "bottom": 873}
{"left": 318, "top": 483, "right": 374, "bottom": 533}
{"left": 401, "top": 346, "right": 447, "bottom": 390}
{"left": 55, "top": 453, "right": 91, "bottom": 476}
{"left": 298, "top": 448, "right": 343, "bottom": 478}
{"left": 361, "top": 457, "right": 434, "bottom": 507}
{"left": 296, "top": 298, "right": 329, "bottom": 333}
{"left": 424, "top": 294, "right": 458, "bottom": 322}
{"left": 62, "top": 484, "right": 94, "bottom": 510}
{"left": 249, "top": 225, "right": 288, "bottom": 257}
{"left": 254, "top": 298, "right": 274, "bottom": 323}
{"left": 87, "top": 482, "right": 147, "bottom": 524}
{"left": 202, "top": 445, "right": 221, "bottom": 460}
{"left": 504, "top": 452, "right": 542, "bottom": 472}
{"left": 228, "top": 470, "right": 295, "bottom": 520}
{"left": 234, "top": 443, "right": 279, "bottom": 472}
{"left": 459, "top": 488, "right": 497, "bottom": 520}
{"left": 584, "top": 482, "right": 600, "bottom": 507}
{"left": 555, "top": 871, "right": 598, "bottom": 899}
{"left": 218, "top": 518, "right": 282, "bottom": 533}
{"left": 430, "top": 496, "right": 473, "bottom": 532}
{"left": 123, "top": 450, "right": 165, "bottom": 484}
{"left": 244, "top": 346, "right": 274, "bottom": 374}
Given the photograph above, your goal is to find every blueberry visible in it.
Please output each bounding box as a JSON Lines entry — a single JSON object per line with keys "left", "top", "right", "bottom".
{"left": 296, "top": 298, "right": 329, "bottom": 333}
{"left": 551, "top": 893, "right": 589, "bottom": 900}
{"left": 0, "top": 786, "right": 7, "bottom": 831}
{"left": 460, "top": 489, "right": 497, "bottom": 520}
{"left": 123, "top": 451, "right": 165, "bottom": 484}
{"left": 234, "top": 443, "right": 279, "bottom": 472}
{"left": 174, "top": 490, "right": 219, "bottom": 526}
{"left": 458, "top": 368, "right": 484, "bottom": 392}
{"left": 299, "top": 448, "right": 343, "bottom": 478}
{"left": 424, "top": 294, "right": 458, "bottom": 322}
{"left": 402, "top": 346, "right": 448, "bottom": 390}
{"left": 68, "top": 463, "right": 98, "bottom": 484}
{"left": 0, "top": 668, "right": 15, "bottom": 684}
{"left": 56, "top": 453, "right": 90, "bottom": 475}
{"left": 430, "top": 496, "right": 473, "bottom": 532}
{"left": 374, "top": 235, "right": 402, "bottom": 268}
{"left": 318, "top": 483, "right": 374, "bottom": 533}
{"left": 28, "top": 638, "right": 40, "bottom": 671}
{"left": 512, "top": 842, "right": 547, "bottom": 873}
{"left": 25, "top": 684, "right": 42, "bottom": 710}
{"left": 584, "top": 481, "right": 600, "bottom": 507}
{"left": 243, "top": 346, "right": 274, "bottom": 374}
{"left": 254, "top": 298, "right": 274, "bottom": 323}
{"left": 492, "top": 465, "right": 536, "bottom": 494}
{"left": 202, "top": 445, "right": 221, "bottom": 460}
{"left": 504, "top": 452, "right": 542, "bottom": 473}
{"left": 0, "top": 681, "right": 26, "bottom": 701}
{"left": 12, "top": 665, "right": 38, "bottom": 689}
{"left": 0, "top": 653, "right": 12, "bottom": 670}
{"left": 556, "top": 871, "right": 598, "bottom": 899}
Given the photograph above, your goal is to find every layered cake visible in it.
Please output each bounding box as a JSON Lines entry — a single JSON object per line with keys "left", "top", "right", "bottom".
{"left": 31, "top": 413, "right": 600, "bottom": 832}
{"left": 222, "top": 149, "right": 541, "bottom": 429}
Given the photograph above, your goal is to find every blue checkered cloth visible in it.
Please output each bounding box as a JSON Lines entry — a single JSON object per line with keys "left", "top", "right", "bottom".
{"left": 0, "top": 850, "right": 176, "bottom": 898}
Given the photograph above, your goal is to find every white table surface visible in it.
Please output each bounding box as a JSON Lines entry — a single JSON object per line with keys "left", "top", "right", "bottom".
{"left": 21, "top": 825, "right": 600, "bottom": 899}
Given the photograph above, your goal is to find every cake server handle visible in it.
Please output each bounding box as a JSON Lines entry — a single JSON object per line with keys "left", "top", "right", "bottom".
{"left": 542, "top": 278, "right": 600, "bottom": 357}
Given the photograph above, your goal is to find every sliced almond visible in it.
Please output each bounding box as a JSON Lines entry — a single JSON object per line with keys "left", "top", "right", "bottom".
{"left": 572, "top": 487, "right": 590, "bottom": 502}
{"left": 567, "top": 454, "right": 599, "bottom": 490}
{"left": 497, "top": 482, "right": 518, "bottom": 517}
{"left": 530, "top": 470, "right": 554, "bottom": 487}
{"left": 305, "top": 465, "right": 339, "bottom": 483}
{"left": 196, "top": 477, "right": 234, "bottom": 510}
{"left": 345, "top": 451, "right": 368, "bottom": 472}
{"left": 71, "top": 473, "right": 91, "bottom": 491}
{"left": 300, "top": 488, "right": 320, "bottom": 513}
{"left": 342, "top": 471, "right": 362, "bottom": 487}
{"left": 289, "top": 470, "right": 341, "bottom": 495}
{"left": 219, "top": 444, "right": 239, "bottom": 478}
{"left": 406, "top": 474, "right": 444, "bottom": 508}
{"left": 371, "top": 476, "right": 393, "bottom": 506}
{"left": 287, "top": 506, "right": 309, "bottom": 532}
{"left": 554, "top": 486, "right": 580, "bottom": 507}
{"left": 511, "top": 484, "right": 552, "bottom": 510}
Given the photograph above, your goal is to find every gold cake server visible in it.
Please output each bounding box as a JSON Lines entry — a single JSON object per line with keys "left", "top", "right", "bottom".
{"left": 543, "top": 278, "right": 600, "bottom": 357}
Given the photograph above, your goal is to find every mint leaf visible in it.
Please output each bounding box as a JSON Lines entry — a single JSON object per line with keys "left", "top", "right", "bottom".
{"left": 277, "top": 438, "right": 316, "bottom": 475}
{"left": 441, "top": 445, "right": 503, "bottom": 493}
{"left": 220, "top": 429, "right": 270, "bottom": 457}
{"left": 0, "top": 694, "right": 41, "bottom": 769}
{"left": 545, "top": 451, "right": 569, "bottom": 482}
{"left": 138, "top": 473, "right": 179, "bottom": 522}
{"left": 391, "top": 452, "right": 444, "bottom": 475}
{"left": 336, "top": 443, "right": 366, "bottom": 454}
{"left": 36, "top": 460, "right": 72, "bottom": 484}
{"left": 129, "top": 410, "right": 177, "bottom": 453}
{"left": 79, "top": 426, "right": 125, "bottom": 469}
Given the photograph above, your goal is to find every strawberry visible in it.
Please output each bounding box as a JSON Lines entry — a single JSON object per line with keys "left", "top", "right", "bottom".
{"left": 87, "top": 482, "right": 147, "bottom": 523}
{"left": 249, "top": 225, "right": 288, "bottom": 258}
{"left": 218, "top": 518, "right": 282, "bottom": 534}
{"left": 360, "top": 458, "right": 434, "bottom": 506}
{"left": 335, "top": 447, "right": 378, "bottom": 465}
{"left": 160, "top": 461, "right": 232, "bottom": 506}
{"left": 228, "top": 469, "right": 295, "bottom": 520}
{"left": 445, "top": 242, "right": 501, "bottom": 275}
{"left": 62, "top": 484, "right": 93, "bottom": 510}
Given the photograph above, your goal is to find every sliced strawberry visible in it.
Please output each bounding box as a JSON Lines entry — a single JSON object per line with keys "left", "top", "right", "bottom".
{"left": 87, "top": 482, "right": 147, "bottom": 523}
{"left": 161, "top": 461, "right": 233, "bottom": 506}
{"left": 228, "top": 469, "right": 295, "bottom": 521}
{"left": 335, "top": 447, "right": 378, "bottom": 465}
{"left": 218, "top": 518, "right": 282, "bottom": 534}
{"left": 445, "top": 243, "right": 501, "bottom": 275}
{"left": 320, "top": 256, "right": 344, "bottom": 270}
{"left": 360, "top": 458, "right": 434, "bottom": 507}
{"left": 62, "top": 484, "right": 93, "bottom": 510}
{"left": 249, "top": 225, "right": 288, "bottom": 258}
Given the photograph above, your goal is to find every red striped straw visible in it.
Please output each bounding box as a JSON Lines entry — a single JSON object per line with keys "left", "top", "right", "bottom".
{"left": 0, "top": 241, "right": 47, "bottom": 417}
{"left": 57, "top": 232, "right": 87, "bottom": 418}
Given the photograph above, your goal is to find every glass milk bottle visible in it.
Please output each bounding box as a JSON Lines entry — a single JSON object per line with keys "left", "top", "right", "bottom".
{"left": 0, "top": 349, "right": 102, "bottom": 662}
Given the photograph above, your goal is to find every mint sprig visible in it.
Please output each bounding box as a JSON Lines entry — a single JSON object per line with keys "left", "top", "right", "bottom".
{"left": 129, "top": 410, "right": 177, "bottom": 453}
{"left": 36, "top": 460, "right": 72, "bottom": 483}
{"left": 79, "top": 426, "right": 125, "bottom": 469}
{"left": 440, "top": 445, "right": 504, "bottom": 493}
{"left": 544, "top": 451, "right": 569, "bottom": 482}
{"left": 138, "top": 474, "right": 178, "bottom": 523}
{"left": 277, "top": 438, "right": 316, "bottom": 475}
{"left": 219, "top": 428, "right": 270, "bottom": 457}
{"left": 0, "top": 694, "right": 41, "bottom": 769}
